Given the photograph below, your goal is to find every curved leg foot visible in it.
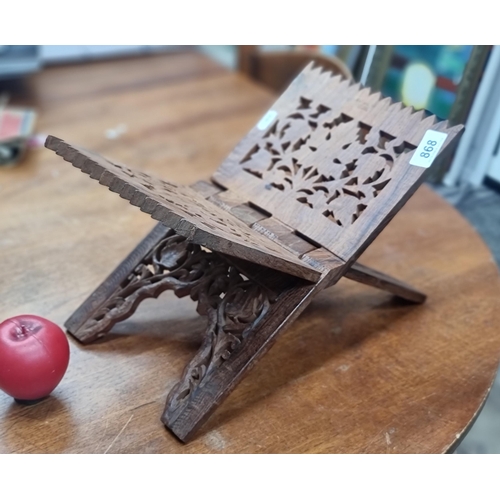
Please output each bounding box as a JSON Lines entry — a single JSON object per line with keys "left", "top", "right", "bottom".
{"left": 162, "top": 277, "right": 319, "bottom": 442}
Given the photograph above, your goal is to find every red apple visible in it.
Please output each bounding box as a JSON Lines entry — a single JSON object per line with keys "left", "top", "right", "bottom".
{"left": 0, "top": 315, "right": 70, "bottom": 402}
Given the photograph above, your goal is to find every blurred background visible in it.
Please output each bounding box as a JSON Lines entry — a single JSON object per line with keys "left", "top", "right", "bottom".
{"left": 2, "top": 45, "right": 499, "bottom": 186}
{"left": 1, "top": 45, "right": 499, "bottom": 453}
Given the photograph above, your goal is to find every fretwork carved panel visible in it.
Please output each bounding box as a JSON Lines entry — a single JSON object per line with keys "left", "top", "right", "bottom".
{"left": 46, "top": 137, "right": 321, "bottom": 283}
{"left": 240, "top": 96, "right": 417, "bottom": 228}
{"left": 213, "top": 63, "right": 462, "bottom": 261}
{"left": 71, "top": 231, "right": 276, "bottom": 378}
{"left": 45, "top": 61, "right": 465, "bottom": 442}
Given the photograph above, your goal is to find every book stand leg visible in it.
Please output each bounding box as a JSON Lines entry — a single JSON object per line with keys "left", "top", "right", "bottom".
{"left": 65, "top": 223, "right": 425, "bottom": 441}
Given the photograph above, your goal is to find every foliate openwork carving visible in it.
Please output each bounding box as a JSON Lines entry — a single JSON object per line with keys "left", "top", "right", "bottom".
{"left": 240, "top": 96, "right": 417, "bottom": 228}
{"left": 76, "top": 232, "right": 274, "bottom": 409}
{"left": 46, "top": 136, "right": 319, "bottom": 281}
{"left": 166, "top": 275, "right": 274, "bottom": 416}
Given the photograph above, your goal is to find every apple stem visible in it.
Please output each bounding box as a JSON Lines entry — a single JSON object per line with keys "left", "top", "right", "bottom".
{"left": 14, "top": 325, "right": 28, "bottom": 339}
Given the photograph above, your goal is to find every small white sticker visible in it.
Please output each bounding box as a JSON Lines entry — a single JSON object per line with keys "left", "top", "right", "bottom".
{"left": 410, "top": 130, "right": 448, "bottom": 168}
{"left": 257, "top": 109, "right": 277, "bottom": 131}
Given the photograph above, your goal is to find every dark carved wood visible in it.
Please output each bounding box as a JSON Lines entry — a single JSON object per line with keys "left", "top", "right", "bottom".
{"left": 45, "top": 136, "right": 321, "bottom": 283}
{"left": 213, "top": 63, "right": 464, "bottom": 262}
{"left": 345, "top": 262, "right": 426, "bottom": 304}
{"left": 46, "top": 62, "right": 465, "bottom": 442}
{"left": 67, "top": 226, "right": 288, "bottom": 341}
{"left": 162, "top": 276, "right": 323, "bottom": 442}
{"left": 65, "top": 223, "right": 172, "bottom": 339}
{"left": 162, "top": 264, "right": 279, "bottom": 436}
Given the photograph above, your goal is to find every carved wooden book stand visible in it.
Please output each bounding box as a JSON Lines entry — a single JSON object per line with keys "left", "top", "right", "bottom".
{"left": 45, "top": 64, "right": 463, "bottom": 442}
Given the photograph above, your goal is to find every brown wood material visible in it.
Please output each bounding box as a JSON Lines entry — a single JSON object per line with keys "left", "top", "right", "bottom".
{"left": 1, "top": 51, "right": 499, "bottom": 453}
{"left": 162, "top": 275, "right": 331, "bottom": 442}
{"left": 65, "top": 222, "right": 172, "bottom": 339}
{"left": 42, "top": 61, "right": 455, "bottom": 441}
{"left": 214, "top": 63, "right": 464, "bottom": 263}
{"left": 45, "top": 136, "right": 321, "bottom": 283}
{"left": 345, "top": 262, "right": 426, "bottom": 304}
{"left": 238, "top": 46, "right": 352, "bottom": 93}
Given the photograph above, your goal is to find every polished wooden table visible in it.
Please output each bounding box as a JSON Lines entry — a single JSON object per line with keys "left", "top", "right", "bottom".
{"left": 1, "top": 51, "right": 500, "bottom": 453}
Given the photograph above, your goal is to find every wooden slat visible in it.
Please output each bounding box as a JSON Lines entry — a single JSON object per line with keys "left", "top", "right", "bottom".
{"left": 192, "top": 184, "right": 271, "bottom": 227}
{"left": 301, "top": 247, "right": 346, "bottom": 276}
{"left": 252, "top": 217, "right": 318, "bottom": 256}
{"left": 345, "top": 262, "right": 426, "bottom": 304}
{"left": 45, "top": 135, "right": 321, "bottom": 283}
{"left": 189, "top": 179, "right": 225, "bottom": 199}
{"left": 229, "top": 203, "right": 269, "bottom": 226}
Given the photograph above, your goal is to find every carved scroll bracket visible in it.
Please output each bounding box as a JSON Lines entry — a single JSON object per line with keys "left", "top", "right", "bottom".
{"left": 71, "top": 230, "right": 278, "bottom": 423}
{"left": 74, "top": 231, "right": 277, "bottom": 340}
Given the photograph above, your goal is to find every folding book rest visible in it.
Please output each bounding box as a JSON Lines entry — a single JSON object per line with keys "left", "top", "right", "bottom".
{"left": 45, "top": 63, "right": 463, "bottom": 442}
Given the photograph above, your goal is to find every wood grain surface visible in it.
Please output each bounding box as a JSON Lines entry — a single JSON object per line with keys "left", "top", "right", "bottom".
{"left": 213, "top": 64, "right": 463, "bottom": 262}
{"left": 0, "top": 51, "right": 499, "bottom": 453}
{"left": 44, "top": 136, "right": 321, "bottom": 282}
